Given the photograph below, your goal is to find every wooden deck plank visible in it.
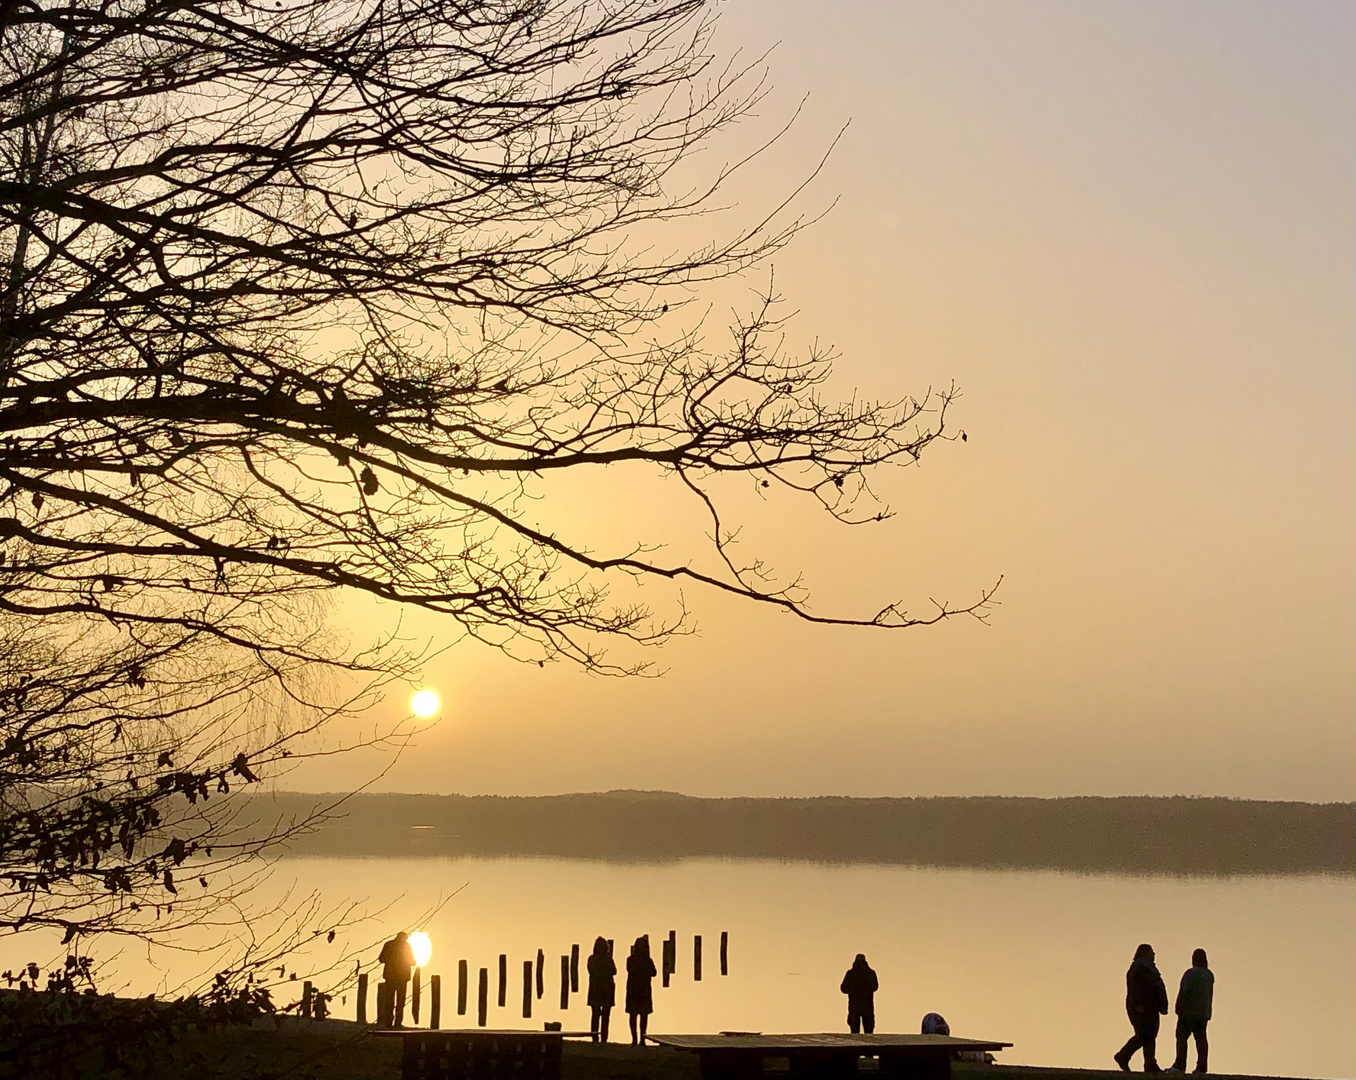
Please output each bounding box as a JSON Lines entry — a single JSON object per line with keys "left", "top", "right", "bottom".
{"left": 371, "top": 1029, "right": 592, "bottom": 1038}
{"left": 650, "top": 1035, "right": 1012, "bottom": 1052}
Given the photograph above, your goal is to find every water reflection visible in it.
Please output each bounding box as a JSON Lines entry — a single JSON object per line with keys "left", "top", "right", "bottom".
{"left": 4, "top": 858, "right": 1351, "bottom": 1078}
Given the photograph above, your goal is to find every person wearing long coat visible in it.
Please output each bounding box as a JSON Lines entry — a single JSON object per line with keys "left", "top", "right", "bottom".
{"left": 625, "top": 936, "right": 657, "bottom": 1046}
{"left": 1115, "top": 943, "right": 1169, "bottom": 1073}
{"left": 586, "top": 936, "right": 617, "bottom": 1044}
{"left": 840, "top": 954, "right": 879, "bottom": 1035}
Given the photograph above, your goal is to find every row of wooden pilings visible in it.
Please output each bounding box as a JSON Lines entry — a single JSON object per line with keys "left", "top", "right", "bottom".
{"left": 347, "top": 930, "right": 729, "bottom": 1027}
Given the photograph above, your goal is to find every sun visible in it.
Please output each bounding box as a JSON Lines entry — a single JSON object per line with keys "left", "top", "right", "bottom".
{"left": 408, "top": 930, "right": 432, "bottom": 968}
{"left": 410, "top": 689, "right": 441, "bottom": 719}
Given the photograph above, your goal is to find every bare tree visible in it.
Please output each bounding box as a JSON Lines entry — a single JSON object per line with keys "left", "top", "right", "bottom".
{"left": 0, "top": 596, "right": 409, "bottom": 941}
{"left": 0, "top": 0, "right": 994, "bottom": 946}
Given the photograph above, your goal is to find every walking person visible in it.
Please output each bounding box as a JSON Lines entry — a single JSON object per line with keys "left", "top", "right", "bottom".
{"left": 1170, "top": 949, "right": 1214, "bottom": 1074}
{"left": 1115, "top": 943, "right": 1169, "bottom": 1073}
{"left": 840, "top": 953, "right": 878, "bottom": 1035}
{"left": 625, "top": 935, "right": 657, "bottom": 1046}
{"left": 377, "top": 930, "right": 416, "bottom": 1028}
{"left": 587, "top": 936, "right": 617, "bottom": 1044}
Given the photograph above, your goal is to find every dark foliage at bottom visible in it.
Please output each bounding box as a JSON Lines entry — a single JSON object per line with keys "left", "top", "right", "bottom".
{"left": 0, "top": 958, "right": 275, "bottom": 1080}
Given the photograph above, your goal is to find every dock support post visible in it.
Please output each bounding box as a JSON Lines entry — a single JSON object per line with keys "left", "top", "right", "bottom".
{"left": 721, "top": 931, "right": 729, "bottom": 976}
{"left": 570, "top": 943, "right": 580, "bottom": 993}
{"left": 694, "top": 935, "right": 702, "bottom": 981}
{"left": 498, "top": 953, "right": 507, "bottom": 1008}
{"left": 429, "top": 974, "right": 441, "bottom": 1030}
{"left": 478, "top": 967, "right": 489, "bottom": 1027}
{"left": 536, "top": 949, "right": 545, "bottom": 998}
{"left": 357, "top": 972, "right": 369, "bottom": 1025}
{"left": 560, "top": 954, "right": 570, "bottom": 1009}
{"left": 522, "top": 960, "right": 533, "bottom": 1019}
{"left": 458, "top": 959, "right": 468, "bottom": 1015}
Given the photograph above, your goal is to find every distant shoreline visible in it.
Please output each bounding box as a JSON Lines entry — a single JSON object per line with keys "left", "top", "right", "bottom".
{"left": 245, "top": 792, "right": 1355, "bottom": 876}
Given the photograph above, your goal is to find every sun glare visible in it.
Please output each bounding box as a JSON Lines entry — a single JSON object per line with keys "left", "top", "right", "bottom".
{"left": 410, "top": 689, "right": 440, "bottom": 718}
{"left": 408, "top": 930, "right": 432, "bottom": 968}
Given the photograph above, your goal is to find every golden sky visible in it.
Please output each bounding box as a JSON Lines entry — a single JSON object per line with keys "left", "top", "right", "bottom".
{"left": 298, "top": 0, "right": 1354, "bottom": 801}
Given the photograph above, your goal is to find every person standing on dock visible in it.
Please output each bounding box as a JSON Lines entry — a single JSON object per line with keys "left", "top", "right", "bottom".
{"left": 587, "top": 936, "right": 617, "bottom": 1043}
{"left": 1115, "top": 943, "right": 1169, "bottom": 1073}
{"left": 1170, "top": 948, "right": 1214, "bottom": 1074}
{"left": 840, "top": 953, "right": 878, "bottom": 1035}
{"left": 625, "top": 935, "right": 657, "bottom": 1046}
{"left": 378, "top": 931, "right": 417, "bottom": 1028}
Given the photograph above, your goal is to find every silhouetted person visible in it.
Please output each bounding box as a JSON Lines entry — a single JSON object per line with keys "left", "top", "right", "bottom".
{"left": 1115, "top": 943, "right": 1169, "bottom": 1073}
{"left": 840, "top": 954, "right": 878, "bottom": 1035}
{"left": 378, "top": 930, "right": 416, "bottom": 1027}
{"left": 1171, "top": 948, "right": 1214, "bottom": 1074}
{"left": 925, "top": 1013, "right": 989, "bottom": 1064}
{"left": 625, "top": 935, "right": 656, "bottom": 1046}
{"left": 587, "top": 936, "right": 617, "bottom": 1044}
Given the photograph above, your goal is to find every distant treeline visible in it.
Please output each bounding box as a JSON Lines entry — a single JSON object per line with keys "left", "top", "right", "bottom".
{"left": 246, "top": 791, "right": 1355, "bottom": 875}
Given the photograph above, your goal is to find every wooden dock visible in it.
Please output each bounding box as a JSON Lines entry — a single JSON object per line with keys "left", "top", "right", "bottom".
{"left": 649, "top": 1033, "right": 1012, "bottom": 1080}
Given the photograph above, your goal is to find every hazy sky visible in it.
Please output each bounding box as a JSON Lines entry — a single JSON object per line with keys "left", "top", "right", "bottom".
{"left": 295, "top": 0, "right": 1354, "bottom": 802}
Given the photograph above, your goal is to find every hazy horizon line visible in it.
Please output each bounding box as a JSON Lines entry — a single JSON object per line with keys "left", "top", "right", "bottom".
{"left": 266, "top": 789, "right": 1356, "bottom": 807}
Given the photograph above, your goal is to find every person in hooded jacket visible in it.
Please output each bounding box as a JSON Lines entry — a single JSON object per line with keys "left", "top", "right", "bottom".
{"left": 586, "top": 936, "right": 617, "bottom": 1044}
{"left": 625, "top": 935, "right": 657, "bottom": 1046}
{"left": 1115, "top": 943, "right": 1169, "bottom": 1073}
{"left": 840, "top": 954, "right": 879, "bottom": 1035}
{"left": 1171, "top": 948, "right": 1214, "bottom": 1074}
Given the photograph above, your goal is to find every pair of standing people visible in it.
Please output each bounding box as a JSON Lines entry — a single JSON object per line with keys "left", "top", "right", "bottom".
{"left": 1116, "top": 945, "right": 1214, "bottom": 1074}
{"left": 376, "top": 931, "right": 417, "bottom": 1027}
{"left": 586, "top": 935, "right": 658, "bottom": 1045}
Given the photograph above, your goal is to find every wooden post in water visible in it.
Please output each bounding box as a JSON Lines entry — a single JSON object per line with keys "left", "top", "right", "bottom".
{"left": 412, "top": 969, "right": 421, "bottom": 1025}
{"left": 661, "top": 937, "right": 671, "bottom": 988}
{"left": 559, "top": 954, "right": 570, "bottom": 1009}
{"left": 498, "top": 954, "right": 507, "bottom": 1008}
{"left": 301, "top": 981, "right": 313, "bottom": 1018}
{"left": 535, "top": 949, "right": 544, "bottom": 999}
{"left": 570, "top": 943, "right": 580, "bottom": 993}
{"left": 357, "top": 972, "right": 369, "bottom": 1024}
{"left": 720, "top": 931, "right": 729, "bottom": 976}
{"left": 478, "top": 967, "right": 489, "bottom": 1027}
{"left": 429, "top": 974, "right": 441, "bottom": 1030}
{"left": 458, "top": 959, "right": 468, "bottom": 1015}
{"left": 693, "top": 935, "right": 702, "bottom": 981}
{"left": 667, "top": 930, "right": 677, "bottom": 975}
{"left": 522, "top": 960, "right": 533, "bottom": 1019}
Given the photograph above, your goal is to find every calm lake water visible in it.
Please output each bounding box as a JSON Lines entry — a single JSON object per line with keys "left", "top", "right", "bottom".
{"left": 11, "top": 857, "right": 1355, "bottom": 1079}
